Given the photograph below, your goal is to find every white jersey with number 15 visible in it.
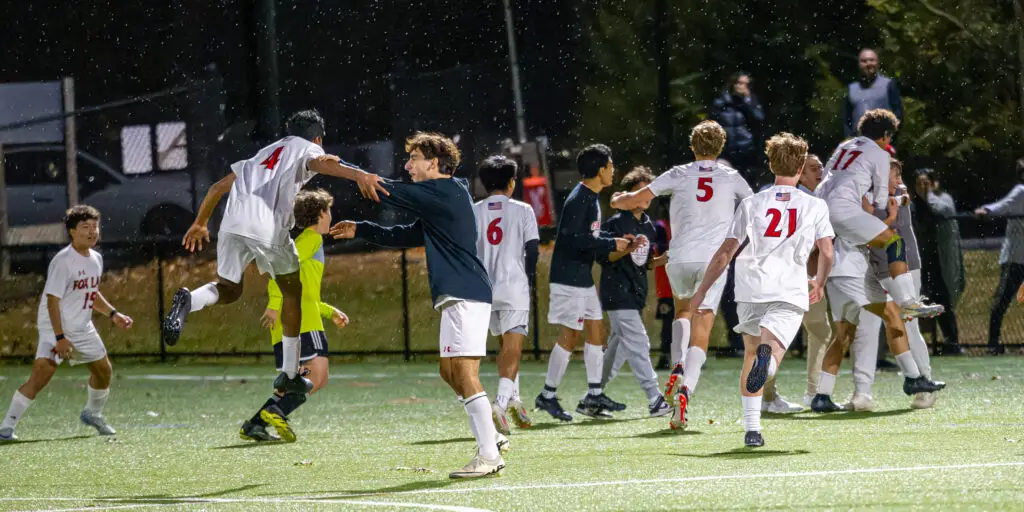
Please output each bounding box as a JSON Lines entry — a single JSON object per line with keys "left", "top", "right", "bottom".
{"left": 473, "top": 195, "right": 539, "bottom": 311}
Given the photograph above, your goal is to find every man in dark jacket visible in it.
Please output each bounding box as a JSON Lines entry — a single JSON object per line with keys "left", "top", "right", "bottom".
{"left": 843, "top": 49, "right": 903, "bottom": 137}
{"left": 711, "top": 72, "right": 764, "bottom": 184}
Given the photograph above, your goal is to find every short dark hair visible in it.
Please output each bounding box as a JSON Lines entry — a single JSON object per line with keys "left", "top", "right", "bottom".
{"left": 478, "top": 155, "right": 518, "bottom": 192}
{"left": 728, "top": 71, "right": 750, "bottom": 87}
{"left": 64, "top": 204, "right": 100, "bottom": 232}
{"left": 620, "top": 166, "right": 655, "bottom": 191}
{"left": 857, "top": 109, "right": 900, "bottom": 140}
{"left": 285, "top": 110, "right": 326, "bottom": 141}
{"left": 576, "top": 144, "right": 612, "bottom": 179}
{"left": 293, "top": 189, "right": 333, "bottom": 228}
{"left": 405, "top": 132, "right": 462, "bottom": 175}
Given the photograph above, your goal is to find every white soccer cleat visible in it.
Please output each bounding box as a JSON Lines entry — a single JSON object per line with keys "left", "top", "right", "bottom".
{"left": 80, "top": 411, "right": 116, "bottom": 436}
{"left": 839, "top": 394, "right": 875, "bottom": 412}
{"left": 762, "top": 396, "right": 804, "bottom": 413}
{"left": 449, "top": 453, "right": 505, "bottom": 479}
{"left": 899, "top": 301, "right": 945, "bottom": 319}
{"left": 507, "top": 399, "right": 533, "bottom": 429}
{"left": 911, "top": 392, "right": 937, "bottom": 410}
{"left": 495, "top": 432, "right": 510, "bottom": 455}
{"left": 0, "top": 427, "right": 17, "bottom": 441}
{"left": 491, "top": 402, "right": 511, "bottom": 436}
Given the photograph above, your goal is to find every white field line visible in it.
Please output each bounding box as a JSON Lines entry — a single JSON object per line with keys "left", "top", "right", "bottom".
{"left": 8, "top": 497, "right": 489, "bottom": 511}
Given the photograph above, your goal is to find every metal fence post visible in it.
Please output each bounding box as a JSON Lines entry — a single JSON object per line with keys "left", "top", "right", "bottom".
{"left": 156, "top": 241, "right": 167, "bottom": 363}
{"left": 401, "top": 249, "right": 411, "bottom": 361}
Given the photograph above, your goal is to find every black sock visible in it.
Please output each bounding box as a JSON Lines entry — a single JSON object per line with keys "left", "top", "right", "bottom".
{"left": 276, "top": 393, "right": 307, "bottom": 418}
{"left": 249, "top": 397, "right": 278, "bottom": 426}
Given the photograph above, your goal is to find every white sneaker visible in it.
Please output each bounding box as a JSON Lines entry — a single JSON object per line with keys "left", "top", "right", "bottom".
{"left": 911, "top": 392, "right": 937, "bottom": 409}
{"left": 495, "top": 432, "right": 510, "bottom": 455}
{"left": 507, "top": 398, "right": 533, "bottom": 429}
{"left": 900, "top": 301, "right": 944, "bottom": 319}
{"left": 839, "top": 394, "right": 875, "bottom": 412}
{"left": 491, "top": 402, "right": 511, "bottom": 436}
{"left": 80, "top": 410, "right": 116, "bottom": 436}
{"left": 0, "top": 426, "right": 17, "bottom": 441}
{"left": 449, "top": 453, "right": 505, "bottom": 479}
{"left": 763, "top": 396, "right": 803, "bottom": 413}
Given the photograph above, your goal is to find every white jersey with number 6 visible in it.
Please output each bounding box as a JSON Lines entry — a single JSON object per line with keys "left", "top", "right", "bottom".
{"left": 648, "top": 160, "right": 752, "bottom": 264}
{"left": 817, "top": 136, "right": 890, "bottom": 209}
{"left": 37, "top": 245, "right": 104, "bottom": 337}
{"left": 473, "top": 194, "right": 540, "bottom": 311}
{"left": 728, "top": 185, "right": 834, "bottom": 311}
{"left": 219, "top": 136, "right": 325, "bottom": 246}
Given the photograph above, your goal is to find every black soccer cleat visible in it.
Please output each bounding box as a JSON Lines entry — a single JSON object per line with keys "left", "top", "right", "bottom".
{"left": 590, "top": 393, "right": 626, "bottom": 412}
{"left": 745, "top": 344, "right": 772, "bottom": 393}
{"left": 162, "top": 288, "right": 191, "bottom": 347}
{"left": 273, "top": 372, "right": 313, "bottom": 395}
{"left": 810, "top": 393, "right": 842, "bottom": 413}
{"left": 535, "top": 394, "right": 573, "bottom": 422}
{"left": 902, "top": 376, "right": 945, "bottom": 395}
{"left": 744, "top": 430, "right": 764, "bottom": 448}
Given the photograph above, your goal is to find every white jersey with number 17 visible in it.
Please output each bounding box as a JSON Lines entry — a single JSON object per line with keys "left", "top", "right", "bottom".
{"left": 648, "top": 160, "right": 752, "bottom": 264}
{"left": 219, "top": 136, "right": 325, "bottom": 246}
{"left": 817, "top": 136, "right": 891, "bottom": 209}
{"left": 473, "top": 195, "right": 540, "bottom": 311}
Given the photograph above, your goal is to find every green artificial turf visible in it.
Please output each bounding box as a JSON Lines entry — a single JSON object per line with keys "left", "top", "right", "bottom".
{"left": 1, "top": 356, "right": 1023, "bottom": 511}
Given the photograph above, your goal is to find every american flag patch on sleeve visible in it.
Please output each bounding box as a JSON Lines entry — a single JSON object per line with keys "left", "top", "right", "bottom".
{"left": 488, "top": 202, "right": 502, "bottom": 210}
{"left": 775, "top": 192, "right": 791, "bottom": 201}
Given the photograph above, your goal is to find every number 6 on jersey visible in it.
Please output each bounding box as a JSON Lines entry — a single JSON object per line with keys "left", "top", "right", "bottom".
{"left": 487, "top": 218, "right": 503, "bottom": 245}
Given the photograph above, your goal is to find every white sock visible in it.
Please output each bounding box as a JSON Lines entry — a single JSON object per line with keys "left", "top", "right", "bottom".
{"left": 889, "top": 273, "right": 916, "bottom": 307}
{"left": 682, "top": 346, "right": 706, "bottom": 392}
{"left": 905, "top": 319, "right": 932, "bottom": 379}
{"left": 464, "top": 392, "right": 499, "bottom": 460}
{"left": 894, "top": 351, "right": 921, "bottom": 378}
{"left": 544, "top": 344, "right": 572, "bottom": 396}
{"left": 584, "top": 343, "right": 604, "bottom": 395}
{"left": 189, "top": 283, "right": 219, "bottom": 313}
{"left": 742, "top": 395, "right": 762, "bottom": 432}
{"left": 512, "top": 373, "right": 521, "bottom": 402}
{"left": 281, "top": 336, "right": 300, "bottom": 378}
{"left": 817, "top": 372, "right": 837, "bottom": 395}
{"left": 495, "top": 378, "right": 514, "bottom": 411}
{"left": 671, "top": 318, "right": 691, "bottom": 365}
{"left": 84, "top": 386, "right": 109, "bottom": 415}
{"left": 0, "top": 391, "right": 33, "bottom": 430}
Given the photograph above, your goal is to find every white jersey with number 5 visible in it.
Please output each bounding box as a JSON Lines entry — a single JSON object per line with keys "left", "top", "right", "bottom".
{"left": 648, "top": 160, "right": 752, "bottom": 264}
{"left": 817, "top": 136, "right": 890, "bottom": 209}
{"left": 37, "top": 245, "right": 104, "bottom": 337}
{"left": 473, "top": 195, "right": 540, "bottom": 311}
{"left": 219, "top": 136, "right": 325, "bottom": 246}
{"left": 728, "top": 185, "right": 834, "bottom": 311}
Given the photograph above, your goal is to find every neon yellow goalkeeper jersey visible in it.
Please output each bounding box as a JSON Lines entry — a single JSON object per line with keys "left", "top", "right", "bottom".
{"left": 267, "top": 228, "right": 336, "bottom": 344}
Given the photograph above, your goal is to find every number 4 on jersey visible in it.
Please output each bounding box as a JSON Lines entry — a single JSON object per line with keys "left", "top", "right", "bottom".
{"left": 260, "top": 146, "right": 284, "bottom": 170}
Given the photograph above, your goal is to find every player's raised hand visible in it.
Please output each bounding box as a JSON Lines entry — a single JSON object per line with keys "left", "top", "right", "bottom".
{"left": 887, "top": 197, "right": 900, "bottom": 217}
{"left": 330, "top": 221, "right": 357, "bottom": 239}
{"left": 113, "top": 312, "right": 134, "bottom": 329}
{"left": 808, "top": 279, "right": 825, "bottom": 304}
{"left": 332, "top": 309, "right": 349, "bottom": 328}
{"left": 356, "top": 171, "right": 390, "bottom": 202}
{"left": 182, "top": 223, "right": 210, "bottom": 252}
{"left": 260, "top": 308, "right": 279, "bottom": 329}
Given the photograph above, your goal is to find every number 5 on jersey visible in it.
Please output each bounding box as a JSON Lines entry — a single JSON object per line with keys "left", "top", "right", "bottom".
{"left": 696, "top": 177, "right": 714, "bottom": 202}
{"left": 487, "top": 218, "right": 504, "bottom": 245}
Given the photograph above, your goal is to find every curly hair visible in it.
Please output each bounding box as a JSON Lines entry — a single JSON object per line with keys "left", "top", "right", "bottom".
{"left": 64, "top": 204, "right": 100, "bottom": 232}
{"left": 294, "top": 189, "right": 333, "bottom": 228}
{"left": 690, "top": 120, "right": 727, "bottom": 158}
{"left": 765, "top": 132, "right": 809, "bottom": 177}
{"left": 857, "top": 109, "right": 900, "bottom": 140}
{"left": 405, "top": 132, "right": 462, "bottom": 175}
{"left": 620, "top": 166, "right": 655, "bottom": 191}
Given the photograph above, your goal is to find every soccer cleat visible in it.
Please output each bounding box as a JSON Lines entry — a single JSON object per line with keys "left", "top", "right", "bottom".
{"left": 534, "top": 394, "right": 572, "bottom": 422}
{"left": 669, "top": 389, "right": 689, "bottom": 430}
{"left": 839, "top": 393, "right": 875, "bottom": 412}
{"left": 449, "top": 453, "right": 505, "bottom": 479}
{"left": 899, "top": 301, "right": 944, "bottom": 319}
{"left": 80, "top": 411, "right": 116, "bottom": 436}
{"left": 576, "top": 397, "right": 606, "bottom": 418}
{"left": 591, "top": 393, "right": 626, "bottom": 412}
{"left": 0, "top": 427, "right": 17, "bottom": 441}
{"left": 903, "top": 376, "right": 945, "bottom": 395}
{"left": 162, "top": 288, "right": 191, "bottom": 347}
{"left": 649, "top": 395, "right": 671, "bottom": 417}
{"left": 911, "top": 392, "right": 938, "bottom": 410}
{"left": 803, "top": 393, "right": 814, "bottom": 407}
{"left": 259, "top": 405, "right": 296, "bottom": 443}
{"left": 507, "top": 399, "right": 533, "bottom": 429}
{"left": 491, "top": 402, "right": 511, "bottom": 436}
{"left": 744, "top": 430, "right": 765, "bottom": 448}
{"left": 762, "top": 395, "right": 803, "bottom": 413}
{"left": 239, "top": 420, "right": 279, "bottom": 442}
{"left": 273, "top": 372, "right": 314, "bottom": 395}
{"left": 663, "top": 363, "right": 684, "bottom": 403}
{"left": 495, "top": 432, "right": 510, "bottom": 455}
{"left": 745, "top": 344, "right": 772, "bottom": 393}
{"left": 810, "top": 393, "right": 843, "bottom": 413}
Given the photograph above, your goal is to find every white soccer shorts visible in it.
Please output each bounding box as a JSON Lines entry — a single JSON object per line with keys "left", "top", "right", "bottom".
{"left": 440, "top": 300, "right": 491, "bottom": 357}
{"left": 547, "top": 283, "right": 602, "bottom": 331}
{"left": 489, "top": 310, "right": 529, "bottom": 336}
{"left": 827, "top": 201, "right": 889, "bottom": 246}
{"left": 36, "top": 328, "right": 107, "bottom": 366}
{"left": 826, "top": 276, "right": 868, "bottom": 325}
{"left": 665, "top": 260, "right": 727, "bottom": 313}
{"left": 217, "top": 232, "right": 300, "bottom": 284}
{"left": 734, "top": 301, "right": 805, "bottom": 349}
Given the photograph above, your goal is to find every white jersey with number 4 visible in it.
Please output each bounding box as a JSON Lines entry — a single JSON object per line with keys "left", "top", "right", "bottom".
{"left": 220, "top": 136, "right": 324, "bottom": 246}
{"left": 37, "top": 245, "right": 104, "bottom": 337}
{"left": 728, "top": 185, "right": 834, "bottom": 311}
{"left": 817, "top": 136, "right": 890, "bottom": 209}
{"left": 473, "top": 195, "right": 540, "bottom": 311}
{"left": 648, "top": 160, "right": 752, "bottom": 264}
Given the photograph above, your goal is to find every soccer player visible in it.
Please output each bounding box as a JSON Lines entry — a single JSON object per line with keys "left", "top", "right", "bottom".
{"left": 163, "top": 110, "right": 385, "bottom": 396}
{"left": 472, "top": 155, "right": 538, "bottom": 435}
{"left": 240, "top": 189, "right": 349, "bottom": 442}
{"left": 690, "top": 133, "right": 834, "bottom": 447}
{"left": 816, "top": 109, "right": 942, "bottom": 318}
{"left": 331, "top": 132, "right": 504, "bottom": 479}
{"left": 598, "top": 167, "right": 672, "bottom": 417}
{"left": 535, "top": 144, "right": 633, "bottom": 422}
{"left": 610, "top": 120, "right": 752, "bottom": 429}
{"left": 0, "top": 206, "right": 134, "bottom": 441}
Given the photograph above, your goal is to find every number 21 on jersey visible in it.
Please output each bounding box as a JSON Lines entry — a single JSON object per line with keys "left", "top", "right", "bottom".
{"left": 764, "top": 208, "right": 797, "bottom": 238}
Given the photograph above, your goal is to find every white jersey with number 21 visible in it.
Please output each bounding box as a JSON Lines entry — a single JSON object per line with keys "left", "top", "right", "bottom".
{"left": 473, "top": 195, "right": 539, "bottom": 311}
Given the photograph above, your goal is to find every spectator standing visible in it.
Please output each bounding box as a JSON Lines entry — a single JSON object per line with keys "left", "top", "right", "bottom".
{"left": 843, "top": 49, "right": 903, "bottom": 138}
{"left": 974, "top": 159, "right": 1024, "bottom": 355}
{"left": 911, "top": 169, "right": 964, "bottom": 355}
{"left": 711, "top": 72, "right": 765, "bottom": 185}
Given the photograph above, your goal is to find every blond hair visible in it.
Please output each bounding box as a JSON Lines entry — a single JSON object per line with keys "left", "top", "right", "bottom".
{"left": 689, "top": 120, "right": 726, "bottom": 158}
{"left": 765, "top": 132, "right": 809, "bottom": 177}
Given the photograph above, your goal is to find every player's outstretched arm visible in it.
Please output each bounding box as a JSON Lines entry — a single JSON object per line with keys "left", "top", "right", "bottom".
{"left": 183, "top": 173, "right": 236, "bottom": 252}
{"left": 319, "top": 303, "right": 349, "bottom": 328}
{"left": 330, "top": 220, "right": 425, "bottom": 249}
{"left": 92, "top": 291, "right": 134, "bottom": 329}
{"left": 610, "top": 187, "right": 656, "bottom": 211}
{"left": 308, "top": 156, "right": 389, "bottom": 202}
{"left": 690, "top": 238, "right": 740, "bottom": 309}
